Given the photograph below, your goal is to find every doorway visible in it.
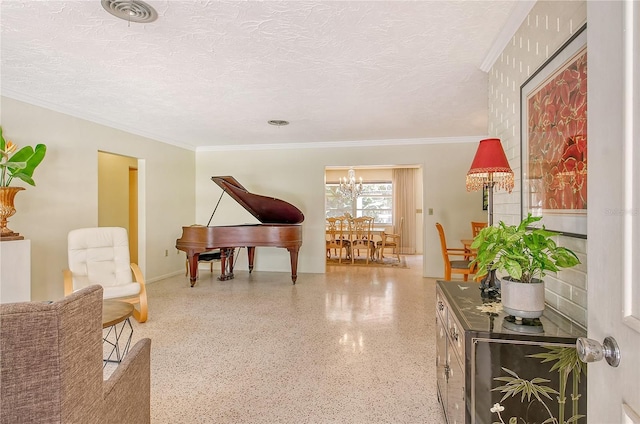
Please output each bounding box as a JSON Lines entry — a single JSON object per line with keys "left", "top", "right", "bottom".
{"left": 324, "top": 166, "right": 423, "bottom": 269}
{"left": 98, "top": 151, "right": 139, "bottom": 263}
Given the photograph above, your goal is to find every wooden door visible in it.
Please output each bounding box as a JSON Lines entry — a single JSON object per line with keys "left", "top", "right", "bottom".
{"left": 586, "top": 2, "right": 640, "bottom": 421}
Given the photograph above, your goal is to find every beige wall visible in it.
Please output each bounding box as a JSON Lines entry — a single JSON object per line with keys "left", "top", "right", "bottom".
{"left": 196, "top": 142, "right": 487, "bottom": 278}
{"left": 1, "top": 97, "right": 196, "bottom": 301}
{"left": 488, "top": 1, "right": 588, "bottom": 326}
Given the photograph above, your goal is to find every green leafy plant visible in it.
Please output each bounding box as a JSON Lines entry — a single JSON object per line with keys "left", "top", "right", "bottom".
{"left": 470, "top": 214, "right": 580, "bottom": 283}
{"left": 0, "top": 126, "right": 47, "bottom": 187}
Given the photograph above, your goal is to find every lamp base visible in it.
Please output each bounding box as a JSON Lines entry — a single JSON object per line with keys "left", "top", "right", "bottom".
{"left": 479, "top": 269, "right": 500, "bottom": 298}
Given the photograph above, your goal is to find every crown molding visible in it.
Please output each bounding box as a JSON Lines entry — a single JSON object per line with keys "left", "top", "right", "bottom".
{"left": 480, "top": 0, "right": 536, "bottom": 72}
{"left": 196, "top": 136, "right": 485, "bottom": 152}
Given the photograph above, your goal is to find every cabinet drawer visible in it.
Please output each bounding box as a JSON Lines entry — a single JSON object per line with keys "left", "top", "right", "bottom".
{"left": 436, "top": 289, "right": 447, "bottom": 321}
{"left": 447, "top": 310, "right": 465, "bottom": 362}
{"left": 446, "top": 347, "right": 465, "bottom": 424}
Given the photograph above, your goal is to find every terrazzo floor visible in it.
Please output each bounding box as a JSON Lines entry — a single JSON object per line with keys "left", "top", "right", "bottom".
{"left": 126, "top": 255, "right": 446, "bottom": 424}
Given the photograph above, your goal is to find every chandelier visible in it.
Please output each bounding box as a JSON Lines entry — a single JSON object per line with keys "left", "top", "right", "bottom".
{"left": 338, "top": 168, "right": 363, "bottom": 199}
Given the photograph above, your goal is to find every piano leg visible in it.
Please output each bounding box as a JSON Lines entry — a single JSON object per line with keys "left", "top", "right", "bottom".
{"left": 287, "top": 246, "right": 299, "bottom": 284}
{"left": 227, "top": 247, "right": 236, "bottom": 275}
{"left": 187, "top": 252, "right": 200, "bottom": 287}
{"left": 218, "top": 247, "right": 235, "bottom": 281}
{"left": 247, "top": 246, "right": 255, "bottom": 273}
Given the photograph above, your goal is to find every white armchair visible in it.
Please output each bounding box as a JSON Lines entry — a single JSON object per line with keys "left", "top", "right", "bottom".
{"left": 63, "top": 227, "right": 148, "bottom": 323}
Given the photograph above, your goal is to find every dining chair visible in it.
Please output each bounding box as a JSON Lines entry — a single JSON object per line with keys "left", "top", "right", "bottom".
{"left": 376, "top": 217, "right": 403, "bottom": 263}
{"left": 471, "top": 221, "right": 488, "bottom": 237}
{"left": 326, "top": 217, "right": 350, "bottom": 263}
{"left": 435, "top": 222, "right": 476, "bottom": 281}
{"left": 350, "top": 216, "right": 376, "bottom": 264}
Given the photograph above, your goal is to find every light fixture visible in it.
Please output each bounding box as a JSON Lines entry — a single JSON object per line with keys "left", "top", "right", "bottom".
{"left": 466, "top": 138, "right": 514, "bottom": 225}
{"left": 338, "top": 168, "right": 363, "bottom": 199}
{"left": 466, "top": 138, "right": 514, "bottom": 296}
{"left": 268, "top": 120, "right": 289, "bottom": 126}
{"left": 101, "top": 0, "right": 158, "bottom": 24}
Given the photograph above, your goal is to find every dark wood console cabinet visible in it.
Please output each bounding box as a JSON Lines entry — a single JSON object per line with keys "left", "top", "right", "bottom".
{"left": 435, "top": 281, "right": 587, "bottom": 424}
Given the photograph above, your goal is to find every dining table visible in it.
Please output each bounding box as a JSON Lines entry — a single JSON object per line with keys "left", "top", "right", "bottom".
{"left": 460, "top": 239, "right": 478, "bottom": 262}
{"left": 461, "top": 239, "right": 474, "bottom": 250}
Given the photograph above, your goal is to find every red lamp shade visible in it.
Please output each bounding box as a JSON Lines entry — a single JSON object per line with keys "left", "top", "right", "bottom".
{"left": 466, "top": 138, "right": 514, "bottom": 193}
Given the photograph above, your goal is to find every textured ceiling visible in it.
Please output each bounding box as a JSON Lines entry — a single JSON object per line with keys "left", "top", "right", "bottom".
{"left": 1, "top": 1, "right": 525, "bottom": 150}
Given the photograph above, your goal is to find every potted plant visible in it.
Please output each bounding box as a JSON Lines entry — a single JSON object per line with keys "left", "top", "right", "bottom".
{"left": 0, "top": 126, "right": 47, "bottom": 239}
{"left": 0, "top": 126, "right": 46, "bottom": 187}
{"left": 470, "top": 214, "right": 580, "bottom": 319}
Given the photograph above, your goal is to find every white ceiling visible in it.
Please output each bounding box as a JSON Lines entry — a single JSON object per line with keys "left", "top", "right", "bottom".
{"left": 1, "top": 1, "right": 532, "bottom": 150}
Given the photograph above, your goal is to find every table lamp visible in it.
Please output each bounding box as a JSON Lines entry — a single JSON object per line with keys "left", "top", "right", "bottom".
{"left": 466, "top": 138, "right": 514, "bottom": 296}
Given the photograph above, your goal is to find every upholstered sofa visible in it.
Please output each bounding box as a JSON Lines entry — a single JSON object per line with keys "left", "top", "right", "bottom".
{"left": 0, "top": 285, "right": 151, "bottom": 423}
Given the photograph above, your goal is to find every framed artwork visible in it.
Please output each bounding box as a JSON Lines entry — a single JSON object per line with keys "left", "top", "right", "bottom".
{"left": 521, "top": 24, "right": 587, "bottom": 238}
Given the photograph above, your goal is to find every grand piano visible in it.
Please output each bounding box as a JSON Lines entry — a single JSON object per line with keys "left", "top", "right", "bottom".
{"left": 176, "top": 176, "right": 304, "bottom": 286}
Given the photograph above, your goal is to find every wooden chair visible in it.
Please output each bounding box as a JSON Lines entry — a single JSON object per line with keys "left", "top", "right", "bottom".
{"left": 435, "top": 222, "right": 476, "bottom": 281}
{"left": 350, "top": 216, "right": 376, "bottom": 264}
{"left": 376, "top": 217, "right": 403, "bottom": 262}
{"left": 471, "top": 221, "right": 488, "bottom": 237}
{"left": 326, "top": 217, "right": 350, "bottom": 263}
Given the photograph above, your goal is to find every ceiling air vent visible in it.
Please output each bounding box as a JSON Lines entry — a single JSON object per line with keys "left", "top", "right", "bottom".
{"left": 268, "top": 120, "right": 290, "bottom": 126}
{"left": 101, "top": 0, "right": 158, "bottom": 24}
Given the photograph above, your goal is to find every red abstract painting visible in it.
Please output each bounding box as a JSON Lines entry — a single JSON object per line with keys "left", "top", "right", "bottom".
{"left": 526, "top": 50, "right": 587, "bottom": 211}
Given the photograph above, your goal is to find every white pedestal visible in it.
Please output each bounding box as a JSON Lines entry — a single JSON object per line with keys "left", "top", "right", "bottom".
{"left": 0, "top": 239, "right": 31, "bottom": 303}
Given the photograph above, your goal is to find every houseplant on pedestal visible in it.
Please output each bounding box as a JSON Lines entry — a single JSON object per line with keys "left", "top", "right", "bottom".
{"left": 0, "top": 126, "right": 47, "bottom": 240}
{"left": 470, "top": 214, "right": 580, "bottom": 319}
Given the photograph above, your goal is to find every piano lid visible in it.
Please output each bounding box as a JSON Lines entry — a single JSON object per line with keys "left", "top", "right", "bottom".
{"left": 211, "top": 176, "right": 305, "bottom": 224}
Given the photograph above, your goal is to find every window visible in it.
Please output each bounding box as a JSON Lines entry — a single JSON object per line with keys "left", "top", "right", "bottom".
{"left": 325, "top": 182, "right": 393, "bottom": 224}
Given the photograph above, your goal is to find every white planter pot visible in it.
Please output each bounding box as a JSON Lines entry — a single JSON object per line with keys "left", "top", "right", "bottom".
{"left": 500, "top": 277, "right": 545, "bottom": 319}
